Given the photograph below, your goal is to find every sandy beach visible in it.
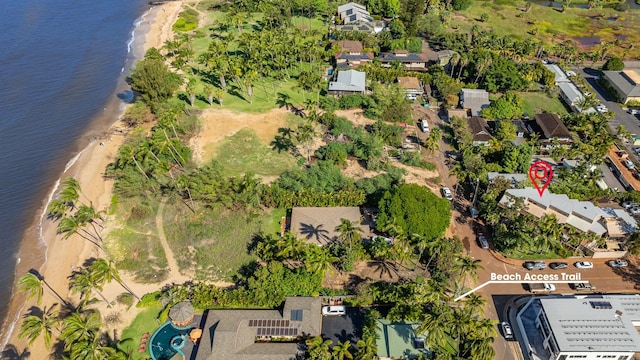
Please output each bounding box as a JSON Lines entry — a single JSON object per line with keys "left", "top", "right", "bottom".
{"left": 2, "top": 1, "right": 185, "bottom": 357}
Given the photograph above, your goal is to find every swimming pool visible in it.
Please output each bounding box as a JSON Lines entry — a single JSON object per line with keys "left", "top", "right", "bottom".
{"left": 149, "top": 321, "right": 191, "bottom": 360}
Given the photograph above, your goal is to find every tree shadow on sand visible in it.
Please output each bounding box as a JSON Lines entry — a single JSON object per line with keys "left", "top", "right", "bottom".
{"left": 1, "top": 344, "right": 30, "bottom": 360}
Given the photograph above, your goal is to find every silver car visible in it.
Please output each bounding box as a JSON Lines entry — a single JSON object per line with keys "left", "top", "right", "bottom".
{"left": 441, "top": 187, "right": 453, "bottom": 201}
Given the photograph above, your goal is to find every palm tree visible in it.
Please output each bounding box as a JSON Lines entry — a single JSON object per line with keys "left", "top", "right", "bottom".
{"left": 356, "top": 336, "right": 378, "bottom": 360}
{"left": 57, "top": 216, "right": 103, "bottom": 249}
{"left": 295, "top": 123, "right": 316, "bottom": 163}
{"left": 69, "top": 338, "right": 117, "bottom": 360}
{"left": 463, "top": 293, "right": 487, "bottom": 316}
{"left": 304, "top": 246, "right": 338, "bottom": 276}
{"left": 332, "top": 340, "right": 353, "bottom": 360}
{"left": 335, "top": 218, "right": 364, "bottom": 250}
{"left": 59, "top": 177, "right": 81, "bottom": 207}
{"left": 424, "top": 127, "right": 442, "bottom": 153}
{"left": 449, "top": 52, "right": 460, "bottom": 77}
{"left": 454, "top": 255, "right": 484, "bottom": 286}
{"left": 186, "top": 77, "right": 198, "bottom": 106}
{"left": 89, "top": 258, "right": 140, "bottom": 301}
{"left": 60, "top": 311, "right": 102, "bottom": 351}
{"left": 18, "top": 305, "right": 60, "bottom": 349}
{"left": 277, "top": 232, "right": 305, "bottom": 261}
{"left": 69, "top": 268, "right": 110, "bottom": 306}
{"left": 18, "top": 272, "right": 70, "bottom": 308}
{"left": 307, "top": 336, "right": 332, "bottom": 360}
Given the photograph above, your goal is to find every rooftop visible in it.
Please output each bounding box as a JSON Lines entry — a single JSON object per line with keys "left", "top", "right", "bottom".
{"left": 543, "top": 64, "right": 570, "bottom": 84}
{"left": 539, "top": 296, "right": 640, "bottom": 353}
{"left": 534, "top": 113, "right": 572, "bottom": 139}
{"left": 289, "top": 207, "right": 364, "bottom": 245}
{"left": 460, "top": 88, "right": 490, "bottom": 116}
{"left": 468, "top": 116, "right": 493, "bottom": 143}
{"left": 397, "top": 76, "right": 421, "bottom": 89}
{"left": 328, "top": 70, "right": 366, "bottom": 93}
{"left": 335, "top": 40, "right": 363, "bottom": 52}
{"left": 378, "top": 51, "right": 428, "bottom": 63}
{"left": 604, "top": 70, "right": 640, "bottom": 97}
{"left": 376, "top": 320, "right": 430, "bottom": 359}
{"left": 558, "top": 81, "right": 584, "bottom": 104}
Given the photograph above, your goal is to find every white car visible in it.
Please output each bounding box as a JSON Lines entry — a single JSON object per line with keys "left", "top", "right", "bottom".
{"left": 624, "top": 159, "right": 635, "bottom": 170}
{"left": 322, "top": 306, "right": 346, "bottom": 316}
{"left": 501, "top": 321, "right": 514, "bottom": 340}
{"left": 441, "top": 187, "right": 453, "bottom": 201}
{"left": 596, "top": 105, "right": 608, "bottom": 113}
{"left": 574, "top": 261, "right": 594, "bottom": 269}
{"left": 608, "top": 259, "right": 629, "bottom": 268}
{"left": 566, "top": 70, "right": 577, "bottom": 77}
{"left": 418, "top": 119, "right": 429, "bottom": 133}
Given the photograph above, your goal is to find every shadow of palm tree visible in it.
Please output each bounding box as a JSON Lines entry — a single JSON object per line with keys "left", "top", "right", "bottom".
{"left": 299, "top": 223, "right": 331, "bottom": 245}
{"left": 0, "top": 344, "right": 30, "bottom": 360}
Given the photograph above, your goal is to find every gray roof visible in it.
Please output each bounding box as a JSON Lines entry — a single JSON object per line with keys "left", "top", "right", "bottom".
{"left": 499, "top": 188, "right": 607, "bottom": 234}
{"left": 328, "top": 70, "right": 366, "bottom": 93}
{"left": 539, "top": 296, "right": 640, "bottom": 353}
{"left": 460, "top": 88, "right": 490, "bottom": 116}
{"left": 378, "top": 51, "right": 428, "bottom": 63}
{"left": 334, "top": 20, "right": 385, "bottom": 33}
{"left": 338, "top": 2, "right": 373, "bottom": 24}
{"left": 169, "top": 301, "right": 195, "bottom": 323}
{"left": 558, "top": 81, "right": 584, "bottom": 105}
{"left": 603, "top": 70, "right": 640, "bottom": 97}
{"left": 290, "top": 207, "right": 364, "bottom": 245}
{"left": 544, "top": 64, "right": 570, "bottom": 84}
{"left": 194, "top": 297, "right": 322, "bottom": 360}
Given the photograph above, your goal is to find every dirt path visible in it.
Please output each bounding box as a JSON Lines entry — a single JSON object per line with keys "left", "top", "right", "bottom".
{"left": 156, "top": 199, "right": 190, "bottom": 282}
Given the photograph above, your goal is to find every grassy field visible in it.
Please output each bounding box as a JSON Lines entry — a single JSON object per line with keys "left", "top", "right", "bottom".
{"left": 261, "top": 208, "right": 287, "bottom": 237}
{"left": 163, "top": 201, "right": 261, "bottom": 281}
{"left": 519, "top": 91, "right": 570, "bottom": 116}
{"left": 454, "top": 0, "right": 640, "bottom": 58}
{"left": 212, "top": 128, "right": 299, "bottom": 177}
{"left": 118, "top": 306, "right": 163, "bottom": 359}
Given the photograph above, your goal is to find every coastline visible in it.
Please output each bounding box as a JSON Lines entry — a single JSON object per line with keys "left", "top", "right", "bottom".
{"left": 1, "top": 1, "right": 184, "bottom": 356}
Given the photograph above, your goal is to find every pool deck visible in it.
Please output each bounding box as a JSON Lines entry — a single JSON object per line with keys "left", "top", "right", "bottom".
{"left": 149, "top": 314, "right": 203, "bottom": 360}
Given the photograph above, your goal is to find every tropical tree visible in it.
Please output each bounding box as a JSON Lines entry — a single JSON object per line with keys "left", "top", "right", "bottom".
{"left": 454, "top": 255, "right": 484, "bottom": 286}
{"left": 304, "top": 246, "right": 339, "bottom": 276}
{"left": 356, "top": 336, "right": 378, "bottom": 360}
{"left": 89, "top": 258, "right": 140, "bottom": 301}
{"left": 18, "top": 272, "right": 70, "bottom": 308}
{"left": 59, "top": 311, "right": 102, "bottom": 351}
{"left": 295, "top": 123, "right": 316, "bottom": 163}
{"left": 335, "top": 218, "right": 364, "bottom": 250}
{"left": 69, "top": 268, "right": 110, "bottom": 306}
{"left": 18, "top": 305, "right": 60, "bottom": 349}
{"left": 423, "top": 127, "right": 442, "bottom": 153}
{"left": 307, "top": 336, "right": 333, "bottom": 360}
{"left": 332, "top": 340, "right": 354, "bottom": 360}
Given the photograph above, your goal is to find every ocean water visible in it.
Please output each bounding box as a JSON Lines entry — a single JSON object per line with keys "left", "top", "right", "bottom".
{"left": 0, "top": 0, "right": 148, "bottom": 345}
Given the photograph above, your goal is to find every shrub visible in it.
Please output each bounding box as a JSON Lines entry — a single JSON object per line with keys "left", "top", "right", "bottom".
{"left": 137, "top": 291, "right": 162, "bottom": 308}
{"left": 603, "top": 57, "right": 624, "bottom": 71}
{"left": 173, "top": 9, "right": 198, "bottom": 32}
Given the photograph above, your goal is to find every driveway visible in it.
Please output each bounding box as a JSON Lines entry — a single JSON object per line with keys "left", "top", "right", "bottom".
{"left": 321, "top": 307, "right": 365, "bottom": 346}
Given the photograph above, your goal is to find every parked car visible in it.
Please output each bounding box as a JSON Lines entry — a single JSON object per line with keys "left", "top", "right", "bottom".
{"left": 608, "top": 259, "right": 629, "bottom": 268}
{"left": 501, "top": 321, "right": 514, "bottom": 340}
{"left": 566, "top": 70, "right": 577, "bottom": 77}
{"left": 624, "top": 159, "right": 635, "bottom": 170}
{"left": 597, "top": 105, "right": 608, "bottom": 113}
{"left": 469, "top": 206, "right": 479, "bottom": 219}
{"left": 322, "top": 306, "right": 346, "bottom": 316}
{"left": 549, "top": 262, "right": 568, "bottom": 270}
{"left": 574, "top": 261, "right": 594, "bottom": 269}
{"left": 441, "top": 187, "right": 453, "bottom": 201}
{"left": 528, "top": 283, "right": 556, "bottom": 293}
{"left": 629, "top": 206, "right": 640, "bottom": 215}
{"left": 629, "top": 108, "right": 639, "bottom": 115}
{"left": 418, "top": 119, "right": 429, "bottom": 133}
{"left": 622, "top": 201, "right": 639, "bottom": 209}
{"left": 524, "top": 261, "right": 546, "bottom": 270}
{"left": 477, "top": 234, "right": 489, "bottom": 249}
{"left": 371, "top": 235, "right": 392, "bottom": 246}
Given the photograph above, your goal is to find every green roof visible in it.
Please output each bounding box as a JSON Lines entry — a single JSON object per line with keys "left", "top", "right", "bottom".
{"left": 376, "top": 320, "right": 430, "bottom": 359}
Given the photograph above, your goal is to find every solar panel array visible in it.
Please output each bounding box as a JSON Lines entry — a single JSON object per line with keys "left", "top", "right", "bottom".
{"left": 256, "top": 327, "right": 298, "bottom": 337}
{"left": 248, "top": 319, "right": 290, "bottom": 327}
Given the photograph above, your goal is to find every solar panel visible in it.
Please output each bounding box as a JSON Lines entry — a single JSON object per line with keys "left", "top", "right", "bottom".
{"left": 255, "top": 327, "right": 298, "bottom": 337}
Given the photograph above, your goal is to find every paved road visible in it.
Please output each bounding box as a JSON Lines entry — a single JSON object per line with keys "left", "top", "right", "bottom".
{"left": 575, "top": 67, "right": 640, "bottom": 144}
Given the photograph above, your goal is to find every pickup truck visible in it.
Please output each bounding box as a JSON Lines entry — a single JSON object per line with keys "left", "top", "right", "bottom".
{"left": 573, "top": 282, "right": 596, "bottom": 291}
{"left": 528, "top": 283, "right": 555, "bottom": 293}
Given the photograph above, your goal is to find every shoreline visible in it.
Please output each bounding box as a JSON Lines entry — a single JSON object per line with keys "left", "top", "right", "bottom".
{"left": 0, "top": 1, "right": 184, "bottom": 355}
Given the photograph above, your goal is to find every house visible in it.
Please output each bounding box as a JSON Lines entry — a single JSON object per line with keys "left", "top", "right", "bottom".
{"left": 328, "top": 70, "right": 366, "bottom": 96}
{"left": 499, "top": 188, "right": 609, "bottom": 235}
{"left": 289, "top": 207, "right": 365, "bottom": 245}
{"left": 511, "top": 120, "right": 528, "bottom": 145}
{"left": 337, "top": 2, "right": 373, "bottom": 24}
{"left": 459, "top": 89, "right": 490, "bottom": 116}
{"left": 603, "top": 69, "right": 640, "bottom": 104}
{"left": 543, "top": 64, "right": 571, "bottom": 85}
{"left": 467, "top": 116, "right": 493, "bottom": 146}
{"left": 194, "top": 297, "right": 322, "bottom": 360}
{"left": 397, "top": 76, "right": 424, "bottom": 99}
{"left": 486, "top": 172, "right": 528, "bottom": 188}
{"left": 558, "top": 81, "right": 585, "bottom": 112}
{"left": 378, "top": 50, "right": 428, "bottom": 71}
{"left": 516, "top": 295, "right": 640, "bottom": 360}
{"left": 376, "top": 320, "right": 430, "bottom": 359}
{"left": 334, "top": 19, "right": 386, "bottom": 34}
{"left": 334, "top": 40, "right": 374, "bottom": 69}
{"left": 531, "top": 113, "right": 572, "bottom": 144}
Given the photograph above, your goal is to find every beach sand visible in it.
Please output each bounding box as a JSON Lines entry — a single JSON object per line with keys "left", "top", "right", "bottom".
{"left": 2, "top": 1, "right": 185, "bottom": 357}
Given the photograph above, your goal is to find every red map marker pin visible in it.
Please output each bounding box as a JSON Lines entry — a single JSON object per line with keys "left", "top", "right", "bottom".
{"left": 528, "top": 161, "right": 554, "bottom": 196}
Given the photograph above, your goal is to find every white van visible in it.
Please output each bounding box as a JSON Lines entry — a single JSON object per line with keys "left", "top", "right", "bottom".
{"left": 322, "top": 306, "right": 346, "bottom": 316}
{"left": 418, "top": 119, "right": 429, "bottom": 133}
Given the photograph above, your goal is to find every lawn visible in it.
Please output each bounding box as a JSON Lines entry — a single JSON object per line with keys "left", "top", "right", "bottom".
{"left": 519, "top": 91, "right": 570, "bottom": 116}
{"left": 454, "top": 0, "right": 640, "bottom": 58}
{"left": 163, "top": 201, "right": 261, "bottom": 281}
{"left": 118, "top": 306, "right": 163, "bottom": 359}
{"left": 261, "top": 208, "right": 287, "bottom": 237}
{"left": 212, "top": 128, "right": 299, "bottom": 177}
{"left": 503, "top": 248, "right": 561, "bottom": 260}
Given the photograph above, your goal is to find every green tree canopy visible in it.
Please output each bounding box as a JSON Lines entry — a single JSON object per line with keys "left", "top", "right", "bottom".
{"left": 128, "top": 54, "right": 182, "bottom": 105}
{"left": 603, "top": 57, "right": 624, "bottom": 71}
{"left": 481, "top": 92, "right": 523, "bottom": 120}
{"left": 377, "top": 184, "right": 451, "bottom": 240}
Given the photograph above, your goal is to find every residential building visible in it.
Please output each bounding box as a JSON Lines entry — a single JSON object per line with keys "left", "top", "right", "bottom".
{"left": 460, "top": 88, "right": 490, "bottom": 116}
{"left": 512, "top": 119, "right": 529, "bottom": 145}
{"left": 337, "top": 2, "right": 373, "bottom": 24}
{"left": 603, "top": 69, "right": 640, "bottom": 104}
{"left": 543, "top": 64, "right": 571, "bottom": 85}
{"left": 334, "top": 40, "right": 374, "bottom": 69}
{"left": 558, "top": 81, "right": 585, "bottom": 112}
{"left": 289, "top": 207, "right": 365, "bottom": 245}
{"left": 516, "top": 295, "right": 640, "bottom": 360}
{"left": 499, "top": 188, "right": 610, "bottom": 235}
{"left": 397, "top": 76, "right": 424, "bottom": 99}
{"left": 378, "top": 50, "right": 428, "bottom": 71}
{"left": 194, "top": 297, "right": 322, "bottom": 360}
{"left": 531, "top": 113, "right": 573, "bottom": 144}
{"left": 467, "top": 116, "right": 493, "bottom": 146}
{"left": 334, "top": 19, "right": 386, "bottom": 34}
{"left": 376, "top": 320, "right": 430, "bottom": 359}
{"left": 486, "top": 172, "right": 528, "bottom": 188}
{"left": 328, "top": 69, "right": 366, "bottom": 95}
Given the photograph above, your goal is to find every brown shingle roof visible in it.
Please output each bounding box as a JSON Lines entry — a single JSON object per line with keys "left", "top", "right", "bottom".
{"left": 397, "top": 76, "right": 421, "bottom": 89}
{"left": 335, "top": 40, "right": 363, "bottom": 53}
{"left": 290, "top": 207, "right": 364, "bottom": 245}
{"left": 468, "top": 116, "right": 493, "bottom": 142}
{"left": 534, "top": 113, "right": 571, "bottom": 139}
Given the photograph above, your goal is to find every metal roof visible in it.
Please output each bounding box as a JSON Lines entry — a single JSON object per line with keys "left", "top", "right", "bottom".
{"left": 328, "top": 70, "right": 366, "bottom": 93}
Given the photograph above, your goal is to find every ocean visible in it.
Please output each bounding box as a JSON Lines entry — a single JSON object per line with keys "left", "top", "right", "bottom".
{"left": 0, "top": 0, "right": 149, "bottom": 346}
